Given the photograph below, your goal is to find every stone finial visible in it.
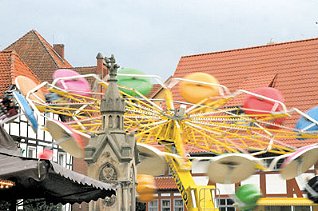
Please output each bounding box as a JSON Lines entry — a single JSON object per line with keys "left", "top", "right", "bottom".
{"left": 105, "top": 55, "right": 120, "bottom": 82}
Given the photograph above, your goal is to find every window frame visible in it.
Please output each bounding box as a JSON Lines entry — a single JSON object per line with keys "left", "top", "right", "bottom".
{"left": 58, "top": 151, "right": 67, "bottom": 167}
{"left": 216, "top": 197, "right": 235, "bottom": 211}
{"left": 27, "top": 145, "right": 37, "bottom": 158}
{"left": 173, "top": 198, "right": 183, "bottom": 211}
{"left": 148, "top": 199, "right": 159, "bottom": 211}
{"left": 161, "top": 199, "right": 171, "bottom": 211}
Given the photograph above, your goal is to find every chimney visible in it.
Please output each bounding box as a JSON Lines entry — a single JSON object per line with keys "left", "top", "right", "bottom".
{"left": 53, "top": 44, "right": 65, "bottom": 59}
{"left": 96, "top": 52, "right": 107, "bottom": 96}
{"left": 96, "top": 52, "right": 107, "bottom": 79}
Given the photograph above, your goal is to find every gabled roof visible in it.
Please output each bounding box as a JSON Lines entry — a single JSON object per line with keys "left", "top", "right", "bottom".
{"left": 4, "top": 30, "right": 72, "bottom": 82}
{"left": 174, "top": 37, "right": 318, "bottom": 113}
{"left": 0, "top": 51, "right": 40, "bottom": 94}
{"left": 171, "top": 38, "right": 318, "bottom": 148}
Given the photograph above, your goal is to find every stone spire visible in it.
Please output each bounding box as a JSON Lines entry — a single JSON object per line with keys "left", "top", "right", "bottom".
{"left": 101, "top": 55, "right": 125, "bottom": 131}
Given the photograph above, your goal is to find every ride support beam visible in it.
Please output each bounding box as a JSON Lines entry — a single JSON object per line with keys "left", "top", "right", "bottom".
{"left": 165, "top": 154, "right": 218, "bottom": 211}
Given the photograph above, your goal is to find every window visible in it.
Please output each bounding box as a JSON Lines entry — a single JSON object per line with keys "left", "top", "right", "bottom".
{"left": 148, "top": 200, "right": 158, "bottom": 211}
{"left": 216, "top": 198, "right": 235, "bottom": 211}
{"left": 58, "top": 152, "right": 67, "bottom": 167}
{"left": 161, "top": 199, "right": 170, "bottom": 211}
{"left": 19, "top": 141, "right": 27, "bottom": 157}
{"left": 27, "top": 146, "right": 36, "bottom": 158}
{"left": 174, "top": 199, "right": 183, "bottom": 211}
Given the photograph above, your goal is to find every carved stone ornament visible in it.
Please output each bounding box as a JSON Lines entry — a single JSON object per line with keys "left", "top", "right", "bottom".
{"left": 99, "top": 162, "right": 117, "bottom": 183}
{"left": 99, "top": 162, "right": 117, "bottom": 206}
{"left": 104, "top": 194, "right": 116, "bottom": 207}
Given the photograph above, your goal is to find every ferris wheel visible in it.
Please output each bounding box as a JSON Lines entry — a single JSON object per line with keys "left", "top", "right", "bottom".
{"left": 9, "top": 58, "right": 318, "bottom": 210}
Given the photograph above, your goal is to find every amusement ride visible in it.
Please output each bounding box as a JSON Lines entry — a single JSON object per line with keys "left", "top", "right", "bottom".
{"left": 2, "top": 55, "right": 318, "bottom": 210}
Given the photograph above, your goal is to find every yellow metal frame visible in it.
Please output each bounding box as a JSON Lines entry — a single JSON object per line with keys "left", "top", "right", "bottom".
{"left": 256, "top": 198, "right": 318, "bottom": 211}
{"left": 27, "top": 78, "right": 318, "bottom": 156}
{"left": 165, "top": 153, "right": 218, "bottom": 211}
{"left": 257, "top": 198, "right": 317, "bottom": 206}
{"left": 24, "top": 74, "right": 318, "bottom": 210}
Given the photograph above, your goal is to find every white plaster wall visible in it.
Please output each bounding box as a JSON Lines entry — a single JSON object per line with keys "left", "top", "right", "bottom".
{"left": 216, "top": 183, "right": 235, "bottom": 195}
{"left": 3, "top": 123, "right": 9, "bottom": 131}
{"left": 193, "top": 176, "right": 209, "bottom": 186}
{"left": 241, "top": 174, "right": 260, "bottom": 187}
{"left": 10, "top": 123, "right": 20, "bottom": 136}
{"left": 266, "top": 174, "right": 286, "bottom": 194}
{"left": 192, "top": 160, "right": 209, "bottom": 174}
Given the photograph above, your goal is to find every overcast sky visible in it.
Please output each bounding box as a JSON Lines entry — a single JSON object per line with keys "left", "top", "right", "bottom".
{"left": 1, "top": 0, "right": 317, "bottom": 80}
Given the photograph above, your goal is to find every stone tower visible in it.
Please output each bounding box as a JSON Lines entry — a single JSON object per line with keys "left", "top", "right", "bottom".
{"left": 85, "top": 55, "right": 137, "bottom": 211}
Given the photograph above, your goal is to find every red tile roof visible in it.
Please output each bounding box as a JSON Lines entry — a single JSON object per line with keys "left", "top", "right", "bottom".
{"left": 4, "top": 30, "right": 72, "bottom": 82}
{"left": 74, "top": 66, "right": 98, "bottom": 75}
{"left": 173, "top": 38, "right": 318, "bottom": 112}
{"left": 148, "top": 84, "right": 163, "bottom": 98}
{"left": 73, "top": 66, "right": 100, "bottom": 85}
{"left": 155, "top": 176, "right": 177, "bottom": 190}
{"left": 171, "top": 38, "right": 318, "bottom": 148}
{"left": 0, "top": 51, "right": 41, "bottom": 94}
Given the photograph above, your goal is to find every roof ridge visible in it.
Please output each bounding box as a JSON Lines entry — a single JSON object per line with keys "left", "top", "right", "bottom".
{"left": 33, "top": 31, "right": 72, "bottom": 67}
{"left": 9, "top": 51, "right": 41, "bottom": 83}
{"left": 181, "top": 37, "right": 318, "bottom": 59}
{"left": 4, "top": 29, "right": 62, "bottom": 69}
{"left": 34, "top": 31, "right": 71, "bottom": 64}
{"left": 3, "top": 30, "right": 36, "bottom": 51}
{"left": 32, "top": 30, "right": 60, "bottom": 68}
